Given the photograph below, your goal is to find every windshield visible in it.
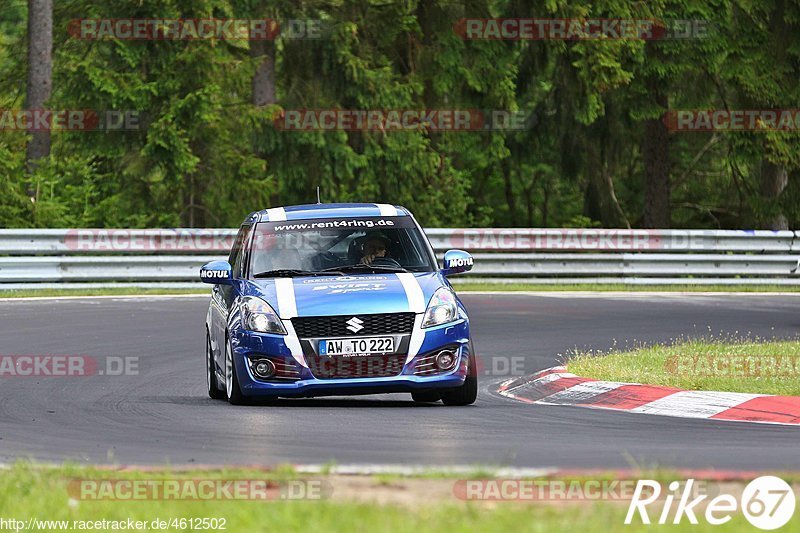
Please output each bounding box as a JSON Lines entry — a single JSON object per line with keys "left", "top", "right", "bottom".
{"left": 247, "top": 216, "right": 437, "bottom": 277}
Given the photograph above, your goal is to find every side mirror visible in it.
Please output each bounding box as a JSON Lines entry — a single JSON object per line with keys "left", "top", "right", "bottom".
{"left": 200, "top": 260, "right": 233, "bottom": 285}
{"left": 441, "top": 249, "right": 473, "bottom": 276}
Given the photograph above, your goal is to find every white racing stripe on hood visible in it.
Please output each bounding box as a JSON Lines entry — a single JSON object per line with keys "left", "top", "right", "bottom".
{"left": 406, "top": 315, "right": 425, "bottom": 364}
{"left": 282, "top": 320, "right": 307, "bottom": 368}
{"left": 397, "top": 273, "right": 427, "bottom": 363}
{"left": 265, "top": 207, "right": 287, "bottom": 221}
{"left": 396, "top": 273, "right": 426, "bottom": 313}
{"left": 375, "top": 203, "right": 398, "bottom": 217}
{"left": 275, "top": 278, "right": 298, "bottom": 318}
{"left": 274, "top": 278, "right": 306, "bottom": 367}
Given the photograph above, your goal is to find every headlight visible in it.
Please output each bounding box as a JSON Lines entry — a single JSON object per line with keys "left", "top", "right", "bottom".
{"left": 422, "top": 288, "right": 458, "bottom": 328}
{"left": 240, "top": 296, "right": 287, "bottom": 335}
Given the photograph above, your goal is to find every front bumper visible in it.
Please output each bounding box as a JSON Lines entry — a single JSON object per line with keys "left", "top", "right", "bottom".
{"left": 230, "top": 319, "right": 471, "bottom": 398}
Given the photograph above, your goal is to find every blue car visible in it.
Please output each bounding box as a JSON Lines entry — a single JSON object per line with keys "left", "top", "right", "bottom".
{"left": 201, "top": 203, "right": 477, "bottom": 405}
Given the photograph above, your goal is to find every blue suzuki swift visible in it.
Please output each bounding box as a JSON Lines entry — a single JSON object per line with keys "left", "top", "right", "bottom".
{"left": 201, "top": 203, "right": 477, "bottom": 405}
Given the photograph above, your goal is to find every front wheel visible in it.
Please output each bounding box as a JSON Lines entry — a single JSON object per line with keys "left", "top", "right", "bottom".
{"left": 441, "top": 351, "right": 477, "bottom": 406}
{"left": 225, "top": 338, "right": 247, "bottom": 405}
{"left": 207, "top": 331, "right": 225, "bottom": 400}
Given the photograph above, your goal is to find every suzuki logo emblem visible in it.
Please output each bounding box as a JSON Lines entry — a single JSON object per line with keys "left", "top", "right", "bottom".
{"left": 345, "top": 316, "right": 364, "bottom": 333}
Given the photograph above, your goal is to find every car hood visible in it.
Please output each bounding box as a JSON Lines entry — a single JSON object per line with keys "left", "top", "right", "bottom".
{"left": 242, "top": 272, "right": 446, "bottom": 318}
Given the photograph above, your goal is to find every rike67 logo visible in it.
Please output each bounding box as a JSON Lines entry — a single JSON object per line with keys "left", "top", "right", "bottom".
{"left": 626, "top": 476, "right": 796, "bottom": 530}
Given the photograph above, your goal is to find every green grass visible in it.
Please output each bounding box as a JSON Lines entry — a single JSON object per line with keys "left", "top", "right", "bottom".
{"left": 0, "top": 283, "right": 797, "bottom": 299}
{"left": 0, "top": 463, "right": 787, "bottom": 532}
{"left": 568, "top": 338, "right": 800, "bottom": 395}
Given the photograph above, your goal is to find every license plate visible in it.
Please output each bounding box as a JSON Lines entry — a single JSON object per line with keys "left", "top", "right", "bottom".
{"left": 319, "top": 337, "right": 395, "bottom": 356}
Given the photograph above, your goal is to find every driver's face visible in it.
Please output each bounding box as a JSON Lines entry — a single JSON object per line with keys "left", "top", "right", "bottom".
{"left": 363, "top": 239, "right": 387, "bottom": 257}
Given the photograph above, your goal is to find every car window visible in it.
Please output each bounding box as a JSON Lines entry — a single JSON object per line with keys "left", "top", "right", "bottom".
{"left": 229, "top": 224, "right": 253, "bottom": 278}
{"left": 248, "top": 217, "right": 437, "bottom": 274}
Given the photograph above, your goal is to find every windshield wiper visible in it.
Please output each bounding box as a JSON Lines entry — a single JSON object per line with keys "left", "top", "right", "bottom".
{"left": 253, "top": 269, "right": 340, "bottom": 278}
{"left": 321, "top": 264, "right": 408, "bottom": 274}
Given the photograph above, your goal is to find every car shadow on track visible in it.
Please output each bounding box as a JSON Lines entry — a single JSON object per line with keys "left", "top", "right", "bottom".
{"left": 159, "top": 396, "right": 444, "bottom": 408}
{"left": 248, "top": 398, "right": 443, "bottom": 408}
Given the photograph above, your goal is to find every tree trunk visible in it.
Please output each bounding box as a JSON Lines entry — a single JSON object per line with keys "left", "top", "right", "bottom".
{"left": 251, "top": 40, "right": 276, "bottom": 107}
{"left": 250, "top": 38, "right": 278, "bottom": 205}
{"left": 756, "top": 0, "right": 789, "bottom": 231}
{"left": 642, "top": 79, "right": 670, "bottom": 228}
{"left": 25, "top": 0, "right": 53, "bottom": 195}
{"left": 502, "top": 159, "right": 517, "bottom": 226}
{"left": 583, "top": 132, "right": 630, "bottom": 228}
{"left": 759, "top": 160, "right": 788, "bottom": 230}
{"left": 416, "top": 0, "right": 437, "bottom": 108}
{"left": 539, "top": 180, "right": 547, "bottom": 227}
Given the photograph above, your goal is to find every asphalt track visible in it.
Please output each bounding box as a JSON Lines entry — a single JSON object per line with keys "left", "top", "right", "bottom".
{"left": 0, "top": 293, "right": 799, "bottom": 469}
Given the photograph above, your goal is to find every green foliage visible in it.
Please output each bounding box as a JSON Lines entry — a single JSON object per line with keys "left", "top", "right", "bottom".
{"left": 0, "top": 0, "right": 798, "bottom": 228}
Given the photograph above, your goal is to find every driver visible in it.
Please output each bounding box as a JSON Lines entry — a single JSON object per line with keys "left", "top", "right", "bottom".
{"left": 361, "top": 234, "right": 391, "bottom": 265}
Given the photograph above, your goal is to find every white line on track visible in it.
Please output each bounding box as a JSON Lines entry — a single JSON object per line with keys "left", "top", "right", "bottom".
{"left": 294, "top": 464, "right": 558, "bottom": 478}
{"left": 0, "top": 461, "right": 557, "bottom": 477}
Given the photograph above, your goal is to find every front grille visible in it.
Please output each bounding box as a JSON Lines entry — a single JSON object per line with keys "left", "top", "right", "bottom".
{"left": 307, "top": 354, "right": 406, "bottom": 379}
{"left": 292, "top": 313, "right": 415, "bottom": 338}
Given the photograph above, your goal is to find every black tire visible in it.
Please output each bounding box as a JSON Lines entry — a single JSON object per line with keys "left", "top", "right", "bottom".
{"left": 441, "top": 351, "right": 478, "bottom": 406}
{"left": 411, "top": 391, "right": 441, "bottom": 403}
{"left": 224, "top": 337, "right": 247, "bottom": 405}
{"left": 207, "top": 331, "right": 226, "bottom": 400}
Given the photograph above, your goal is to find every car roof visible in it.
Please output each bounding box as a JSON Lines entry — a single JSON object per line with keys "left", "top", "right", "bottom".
{"left": 250, "top": 203, "right": 410, "bottom": 222}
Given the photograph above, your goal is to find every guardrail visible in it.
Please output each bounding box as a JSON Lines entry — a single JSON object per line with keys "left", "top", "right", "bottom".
{"left": 0, "top": 228, "right": 797, "bottom": 289}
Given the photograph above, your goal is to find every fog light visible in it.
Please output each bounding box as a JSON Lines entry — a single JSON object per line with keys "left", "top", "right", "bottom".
{"left": 253, "top": 359, "right": 276, "bottom": 379}
{"left": 435, "top": 350, "right": 458, "bottom": 371}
